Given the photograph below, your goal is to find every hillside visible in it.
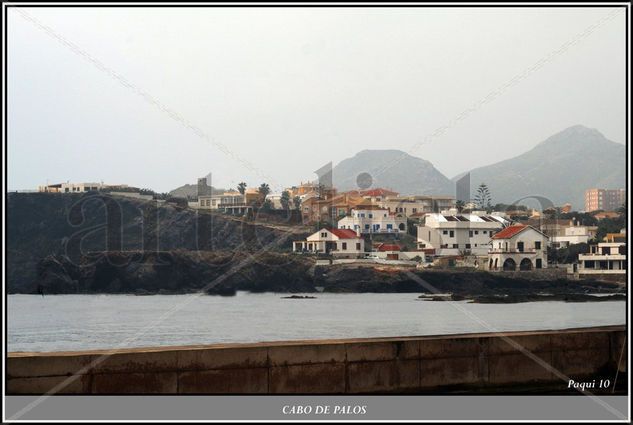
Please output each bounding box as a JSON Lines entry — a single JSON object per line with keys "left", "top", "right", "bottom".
{"left": 6, "top": 193, "right": 297, "bottom": 293}
{"left": 332, "top": 149, "right": 454, "bottom": 195}
{"left": 454, "top": 125, "right": 626, "bottom": 209}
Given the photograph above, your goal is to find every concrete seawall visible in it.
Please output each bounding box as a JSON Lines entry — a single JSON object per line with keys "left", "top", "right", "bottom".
{"left": 7, "top": 326, "right": 626, "bottom": 394}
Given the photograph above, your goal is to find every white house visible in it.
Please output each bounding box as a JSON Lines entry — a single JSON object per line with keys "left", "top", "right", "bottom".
{"left": 38, "top": 182, "right": 105, "bottom": 193}
{"left": 488, "top": 225, "right": 549, "bottom": 271}
{"left": 551, "top": 224, "right": 598, "bottom": 248}
{"left": 292, "top": 228, "right": 365, "bottom": 258}
{"left": 416, "top": 213, "right": 509, "bottom": 256}
{"left": 573, "top": 241, "right": 626, "bottom": 276}
{"left": 337, "top": 206, "right": 407, "bottom": 234}
{"left": 378, "top": 195, "right": 455, "bottom": 216}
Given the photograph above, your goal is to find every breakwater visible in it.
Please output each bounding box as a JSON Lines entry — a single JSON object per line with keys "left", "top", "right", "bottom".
{"left": 8, "top": 325, "right": 626, "bottom": 394}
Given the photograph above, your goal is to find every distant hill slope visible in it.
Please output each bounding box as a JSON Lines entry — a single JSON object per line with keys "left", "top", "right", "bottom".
{"left": 453, "top": 125, "right": 626, "bottom": 210}
{"left": 332, "top": 149, "right": 454, "bottom": 195}
{"left": 168, "top": 184, "right": 225, "bottom": 200}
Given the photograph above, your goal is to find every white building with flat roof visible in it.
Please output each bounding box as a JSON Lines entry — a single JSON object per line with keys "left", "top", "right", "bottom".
{"left": 337, "top": 206, "right": 407, "bottom": 234}
{"left": 551, "top": 224, "right": 598, "bottom": 248}
{"left": 38, "top": 182, "right": 105, "bottom": 193}
{"left": 416, "top": 213, "right": 508, "bottom": 256}
{"left": 574, "top": 242, "right": 627, "bottom": 276}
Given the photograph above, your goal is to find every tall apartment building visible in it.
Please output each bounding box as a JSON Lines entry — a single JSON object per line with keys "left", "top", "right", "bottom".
{"left": 584, "top": 188, "right": 625, "bottom": 212}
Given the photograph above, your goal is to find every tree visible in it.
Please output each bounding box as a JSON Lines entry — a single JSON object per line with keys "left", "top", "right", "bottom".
{"left": 316, "top": 183, "right": 327, "bottom": 199}
{"left": 293, "top": 196, "right": 301, "bottom": 211}
{"left": 474, "top": 183, "right": 492, "bottom": 211}
{"left": 455, "top": 200, "right": 465, "bottom": 212}
{"left": 280, "top": 191, "right": 291, "bottom": 210}
{"left": 237, "top": 182, "right": 247, "bottom": 195}
{"left": 258, "top": 183, "right": 271, "bottom": 202}
{"left": 617, "top": 203, "right": 627, "bottom": 223}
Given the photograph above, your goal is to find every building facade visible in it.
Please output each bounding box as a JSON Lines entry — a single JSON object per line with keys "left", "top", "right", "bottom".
{"left": 550, "top": 224, "right": 598, "bottom": 248}
{"left": 292, "top": 228, "right": 365, "bottom": 258}
{"left": 337, "top": 206, "right": 407, "bottom": 234}
{"left": 416, "top": 213, "right": 508, "bottom": 256}
{"left": 584, "top": 188, "right": 625, "bottom": 212}
{"left": 488, "top": 225, "right": 549, "bottom": 271}
{"left": 378, "top": 195, "right": 456, "bottom": 217}
{"left": 575, "top": 242, "right": 626, "bottom": 276}
{"left": 38, "top": 182, "right": 105, "bottom": 193}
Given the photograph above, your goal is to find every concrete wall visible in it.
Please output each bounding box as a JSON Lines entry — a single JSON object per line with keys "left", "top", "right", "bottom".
{"left": 7, "top": 326, "right": 626, "bottom": 394}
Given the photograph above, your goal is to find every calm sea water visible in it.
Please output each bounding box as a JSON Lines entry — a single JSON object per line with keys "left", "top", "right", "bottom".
{"left": 8, "top": 293, "right": 626, "bottom": 353}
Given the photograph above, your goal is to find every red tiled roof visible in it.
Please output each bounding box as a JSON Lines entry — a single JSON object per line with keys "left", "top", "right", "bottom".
{"left": 329, "top": 228, "right": 360, "bottom": 239}
{"left": 377, "top": 244, "right": 402, "bottom": 252}
{"left": 491, "top": 224, "right": 528, "bottom": 239}
{"left": 360, "top": 188, "right": 399, "bottom": 197}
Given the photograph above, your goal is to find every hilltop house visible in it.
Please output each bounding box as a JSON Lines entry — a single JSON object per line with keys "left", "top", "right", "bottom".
{"left": 337, "top": 205, "right": 407, "bottom": 234}
{"left": 378, "top": 195, "right": 455, "bottom": 217}
{"left": 39, "top": 182, "right": 106, "bottom": 193}
{"left": 292, "top": 228, "right": 365, "bottom": 258}
{"left": 196, "top": 188, "right": 259, "bottom": 214}
{"left": 488, "top": 225, "right": 549, "bottom": 271}
{"left": 416, "top": 213, "right": 508, "bottom": 256}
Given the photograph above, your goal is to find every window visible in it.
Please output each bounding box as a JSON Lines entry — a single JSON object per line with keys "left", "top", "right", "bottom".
{"left": 356, "top": 243, "right": 361, "bottom": 250}
{"left": 449, "top": 230, "right": 454, "bottom": 238}
{"left": 483, "top": 230, "right": 487, "bottom": 234}
{"left": 342, "top": 242, "right": 347, "bottom": 250}
{"left": 465, "top": 244, "right": 471, "bottom": 249}
{"left": 452, "top": 244, "right": 458, "bottom": 249}
{"left": 475, "top": 231, "right": 479, "bottom": 235}
{"left": 535, "top": 241, "right": 541, "bottom": 250}
{"left": 387, "top": 224, "right": 393, "bottom": 230}
{"left": 369, "top": 213, "right": 373, "bottom": 218}
{"left": 321, "top": 232, "right": 327, "bottom": 237}
{"left": 365, "top": 224, "right": 370, "bottom": 230}
{"left": 469, "top": 231, "right": 473, "bottom": 237}
{"left": 443, "top": 230, "right": 448, "bottom": 235}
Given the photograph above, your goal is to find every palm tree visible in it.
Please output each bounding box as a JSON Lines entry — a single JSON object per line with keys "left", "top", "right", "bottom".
{"left": 455, "top": 200, "right": 465, "bottom": 213}
{"left": 280, "top": 191, "right": 291, "bottom": 210}
{"left": 258, "top": 183, "right": 271, "bottom": 202}
{"left": 293, "top": 196, "right": 301, "bottom": 211}
{"left": 237, "top": 182, "right": 247, "bottom": 195}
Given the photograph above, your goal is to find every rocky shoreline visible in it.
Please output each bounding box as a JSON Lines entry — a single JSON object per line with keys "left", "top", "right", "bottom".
{"left": 7, "top": 193, "right": 627, "bottom": 303}
{"left": 14, "top": 250, "right": 624, "bottom": 303}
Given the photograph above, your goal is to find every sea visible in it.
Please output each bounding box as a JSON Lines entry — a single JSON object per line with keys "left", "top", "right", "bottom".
{"left": 7, "top": 292, "right": 626, "bottom": 352}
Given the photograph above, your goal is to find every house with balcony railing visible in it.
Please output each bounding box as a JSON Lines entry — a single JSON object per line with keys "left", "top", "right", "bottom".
{"left": 572, "top": 238, "right": 627, "bottom": 276}
{"left": 488, "top": 224, "right": 549, "bottom": 271}
{"left": 337, "top": 205, "right": 407, "bottom": 234}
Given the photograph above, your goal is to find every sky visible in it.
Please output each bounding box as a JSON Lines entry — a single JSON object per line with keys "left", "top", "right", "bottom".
{"left": 7, "top": 6, "right": 627, "bottom": 193}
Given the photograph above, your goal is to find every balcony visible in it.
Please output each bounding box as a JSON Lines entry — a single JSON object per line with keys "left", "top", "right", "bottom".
{"left": 488, "top": 249, "right": 540, "bottom": 254}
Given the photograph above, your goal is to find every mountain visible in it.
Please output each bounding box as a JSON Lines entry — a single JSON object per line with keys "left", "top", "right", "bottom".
{"left": 453, "top": 125, "right": 626, "bottom": 210}
{"left": 332, "top": 149, "right": 454, "bottom": 195}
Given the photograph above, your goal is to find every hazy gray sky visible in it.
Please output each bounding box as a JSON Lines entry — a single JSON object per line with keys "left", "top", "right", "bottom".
{"left": 8, "top": 7, "right": 626, "bottom": 192}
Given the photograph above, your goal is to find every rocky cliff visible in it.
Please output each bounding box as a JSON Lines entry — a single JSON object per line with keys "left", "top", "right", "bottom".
{"left": 7, "top": 192, "right": 302, "bottom": 293}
